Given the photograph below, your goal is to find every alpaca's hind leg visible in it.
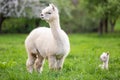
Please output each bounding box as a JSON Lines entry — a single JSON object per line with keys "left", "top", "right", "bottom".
{"left": 34, "top": 55, "right": 44, "bottom": 73}
{"left": 56, "top": 57, "right": 65, "bottom": 70}
{"left": 26, "top": 53, "right": 36, "bottom": 73}
{"left": 48, "top": 55, "right": 57, "bottom": 70}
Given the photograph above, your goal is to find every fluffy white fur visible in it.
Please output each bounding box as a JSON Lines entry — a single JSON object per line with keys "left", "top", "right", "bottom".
{"left": 99, "top": 52, "right": 109, "bottom": 70}
{"left": 25, "top": 4, "right": 70, "bottom": 73}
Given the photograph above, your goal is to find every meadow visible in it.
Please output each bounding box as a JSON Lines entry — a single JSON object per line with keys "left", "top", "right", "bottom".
{"left": 0, "top": 33, "right": 120, "bottom": 80}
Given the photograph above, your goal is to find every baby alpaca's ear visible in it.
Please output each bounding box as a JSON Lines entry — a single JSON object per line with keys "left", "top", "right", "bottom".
{"left": 107, "top": 53, "right": 109, "bottom": 55}
{"left": 106, "top": 51, "right": 109, "bottom": 55}
{"left": 49, "top": 3, "right": 55, "bottom": 11}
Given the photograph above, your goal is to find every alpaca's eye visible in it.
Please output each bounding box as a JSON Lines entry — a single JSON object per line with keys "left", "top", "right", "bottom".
{"left": 47, "top": 12, "right": 51, "bottom": 14}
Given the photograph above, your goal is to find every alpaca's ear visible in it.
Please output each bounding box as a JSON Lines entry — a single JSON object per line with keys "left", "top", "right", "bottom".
{"left": 49, "top": 3, "right": 55, "bottom": 11}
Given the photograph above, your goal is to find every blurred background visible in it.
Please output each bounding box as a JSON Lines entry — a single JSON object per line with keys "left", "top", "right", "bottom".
{"left": 0, "top": 0, "right": 120, "bottom": 35}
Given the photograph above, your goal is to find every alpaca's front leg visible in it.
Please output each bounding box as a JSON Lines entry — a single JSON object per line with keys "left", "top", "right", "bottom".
{"left": 26, "top": 53, "right": 36, "bottom": 73}
{"left": 48, "top": 55, "right": 57, "bottom": 70}
{"left": 56, "top": 57, "right": 65, "bottom": 70}
{"left": 34, "top": 55, "right": 44, "bottom": 73}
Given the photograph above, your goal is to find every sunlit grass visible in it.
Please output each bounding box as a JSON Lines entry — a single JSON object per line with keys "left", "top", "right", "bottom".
{"left": 0, "top": 33, "right": 120, "bottom": 80}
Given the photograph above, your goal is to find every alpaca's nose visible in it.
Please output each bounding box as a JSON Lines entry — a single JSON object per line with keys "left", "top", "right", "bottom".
{"left": 40, "top": 13, "right": 43, "bottom": 17}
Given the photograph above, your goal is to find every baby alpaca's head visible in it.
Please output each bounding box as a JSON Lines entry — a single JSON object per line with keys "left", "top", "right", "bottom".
{"left": 100, "top": 52, "right": 109, "bottom": 62}
{"left": 40, "top": 4, "right": 59, "bottom": 22}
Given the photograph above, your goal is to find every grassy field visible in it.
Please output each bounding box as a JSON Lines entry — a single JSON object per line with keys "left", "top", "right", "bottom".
{"left": 0, "top": 33, "right": 120, "bottom": 80}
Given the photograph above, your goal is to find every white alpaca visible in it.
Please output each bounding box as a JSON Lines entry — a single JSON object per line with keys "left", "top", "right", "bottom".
{"left": 25, "top": 4, "right": 70, "bottom": 73}
{"left": 99, "top": 52, "right": 109, "bottom": 70}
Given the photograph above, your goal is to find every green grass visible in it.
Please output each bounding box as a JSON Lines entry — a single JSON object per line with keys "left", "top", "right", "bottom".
{"left": 0, "top": 33, "right": 120, "bottom": 80}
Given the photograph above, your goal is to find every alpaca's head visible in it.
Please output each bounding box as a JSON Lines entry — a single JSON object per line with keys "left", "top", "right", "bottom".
{"left": 100, "top": 52, "right": 109, "bottom": 62}
{"left": 40, "top": 4, "right": 59, "bottom": 22}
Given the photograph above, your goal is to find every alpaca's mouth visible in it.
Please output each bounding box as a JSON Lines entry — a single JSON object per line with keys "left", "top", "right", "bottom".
{"left": 40, "top": 15, "right": 45, "bottom": 20}
{"left": 40, "top": 16, "right": 44, "bottom": 20}
{"left": 40, "top": 17, "right": 50, "bottom": 21}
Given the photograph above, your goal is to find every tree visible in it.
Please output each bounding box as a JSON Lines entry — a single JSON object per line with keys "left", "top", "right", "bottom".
{"left": 0, "top": 0, "right": 45, "bottom": 33}
{"left": 107, "top": 0, "right": 120, "bottom": 32}
{"left": 81, "top": 0, "right": 120, "bottom": 34}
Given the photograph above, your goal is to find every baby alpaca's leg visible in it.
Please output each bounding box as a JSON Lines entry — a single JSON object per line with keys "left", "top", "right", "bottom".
{"left": 34, "top": 54, "right": 44, "bottom": 73}
{"left": 26, "top": 53, "right": 36, "bottom": 73}
{"left": 48, "top": 55, "right": 57, "bottom": 70}
{"left": 104, "top": 62, "right": 108, "bottom": 70}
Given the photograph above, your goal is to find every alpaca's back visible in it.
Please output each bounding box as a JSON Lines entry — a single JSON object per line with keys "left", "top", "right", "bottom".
{"left": 25, "top": 27, "right": 53, "bottom": 55}
{"left": 25, "top": 27, "right": 70, "bottom": 57}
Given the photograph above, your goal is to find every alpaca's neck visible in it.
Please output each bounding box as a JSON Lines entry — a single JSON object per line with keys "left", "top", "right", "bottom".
{"left": 49, "top": 17, "right": 63, "bottom": 47}
{"left": 49, "top": 18, "right": 61, "bottom": 31}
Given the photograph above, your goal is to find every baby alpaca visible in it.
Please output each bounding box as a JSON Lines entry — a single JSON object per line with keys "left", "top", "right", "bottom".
{"left": 25, "top": 4, "right": 70, "bottom": 73}
{"left": 99, "top": 52, "right": 109, "bottom": 70}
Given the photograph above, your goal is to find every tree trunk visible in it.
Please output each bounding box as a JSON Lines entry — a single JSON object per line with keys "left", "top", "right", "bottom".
{"left": 111, "top": 25, "right": 114, "bottom": 32}
{"left": 98, "top": 19, "right": 103, "bottom": 35}
{"left": 110, "top": 19, "right": 116, "bottom": 33}
{"left": 0, "top": 21, "right": 2, "bottom": 33}
{"left": 0, "top": 14, "right": 5, "bottom": 33}
{"left": 72, "top": 0, "right": 79, "bottom": 6}
{"left": 104, "top": 17, "right": 108, "bottom": 33}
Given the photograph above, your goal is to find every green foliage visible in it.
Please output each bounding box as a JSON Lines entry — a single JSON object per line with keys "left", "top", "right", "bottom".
{"left": 50, "top": 0, "right": 75, "bottom": 18}
{"left": 2, "top": 18, "right": 29, "bottom": 33}
{"left": 1, "top": 0, "right": 120, "bottom": 33}
{"left": 107, "top": 0, "right": 120, "bottom": 19}
{"left": 81, "top": 0, "right": 120, "bottom": 19}
{"left": 0, "top": 34, "right": 120, "bottom": 80}
{"left": 2, "top": 18, "right": 48, "bottom": 33}
{"left": 79, "top": 0, "right": 120, "bottom": 33}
